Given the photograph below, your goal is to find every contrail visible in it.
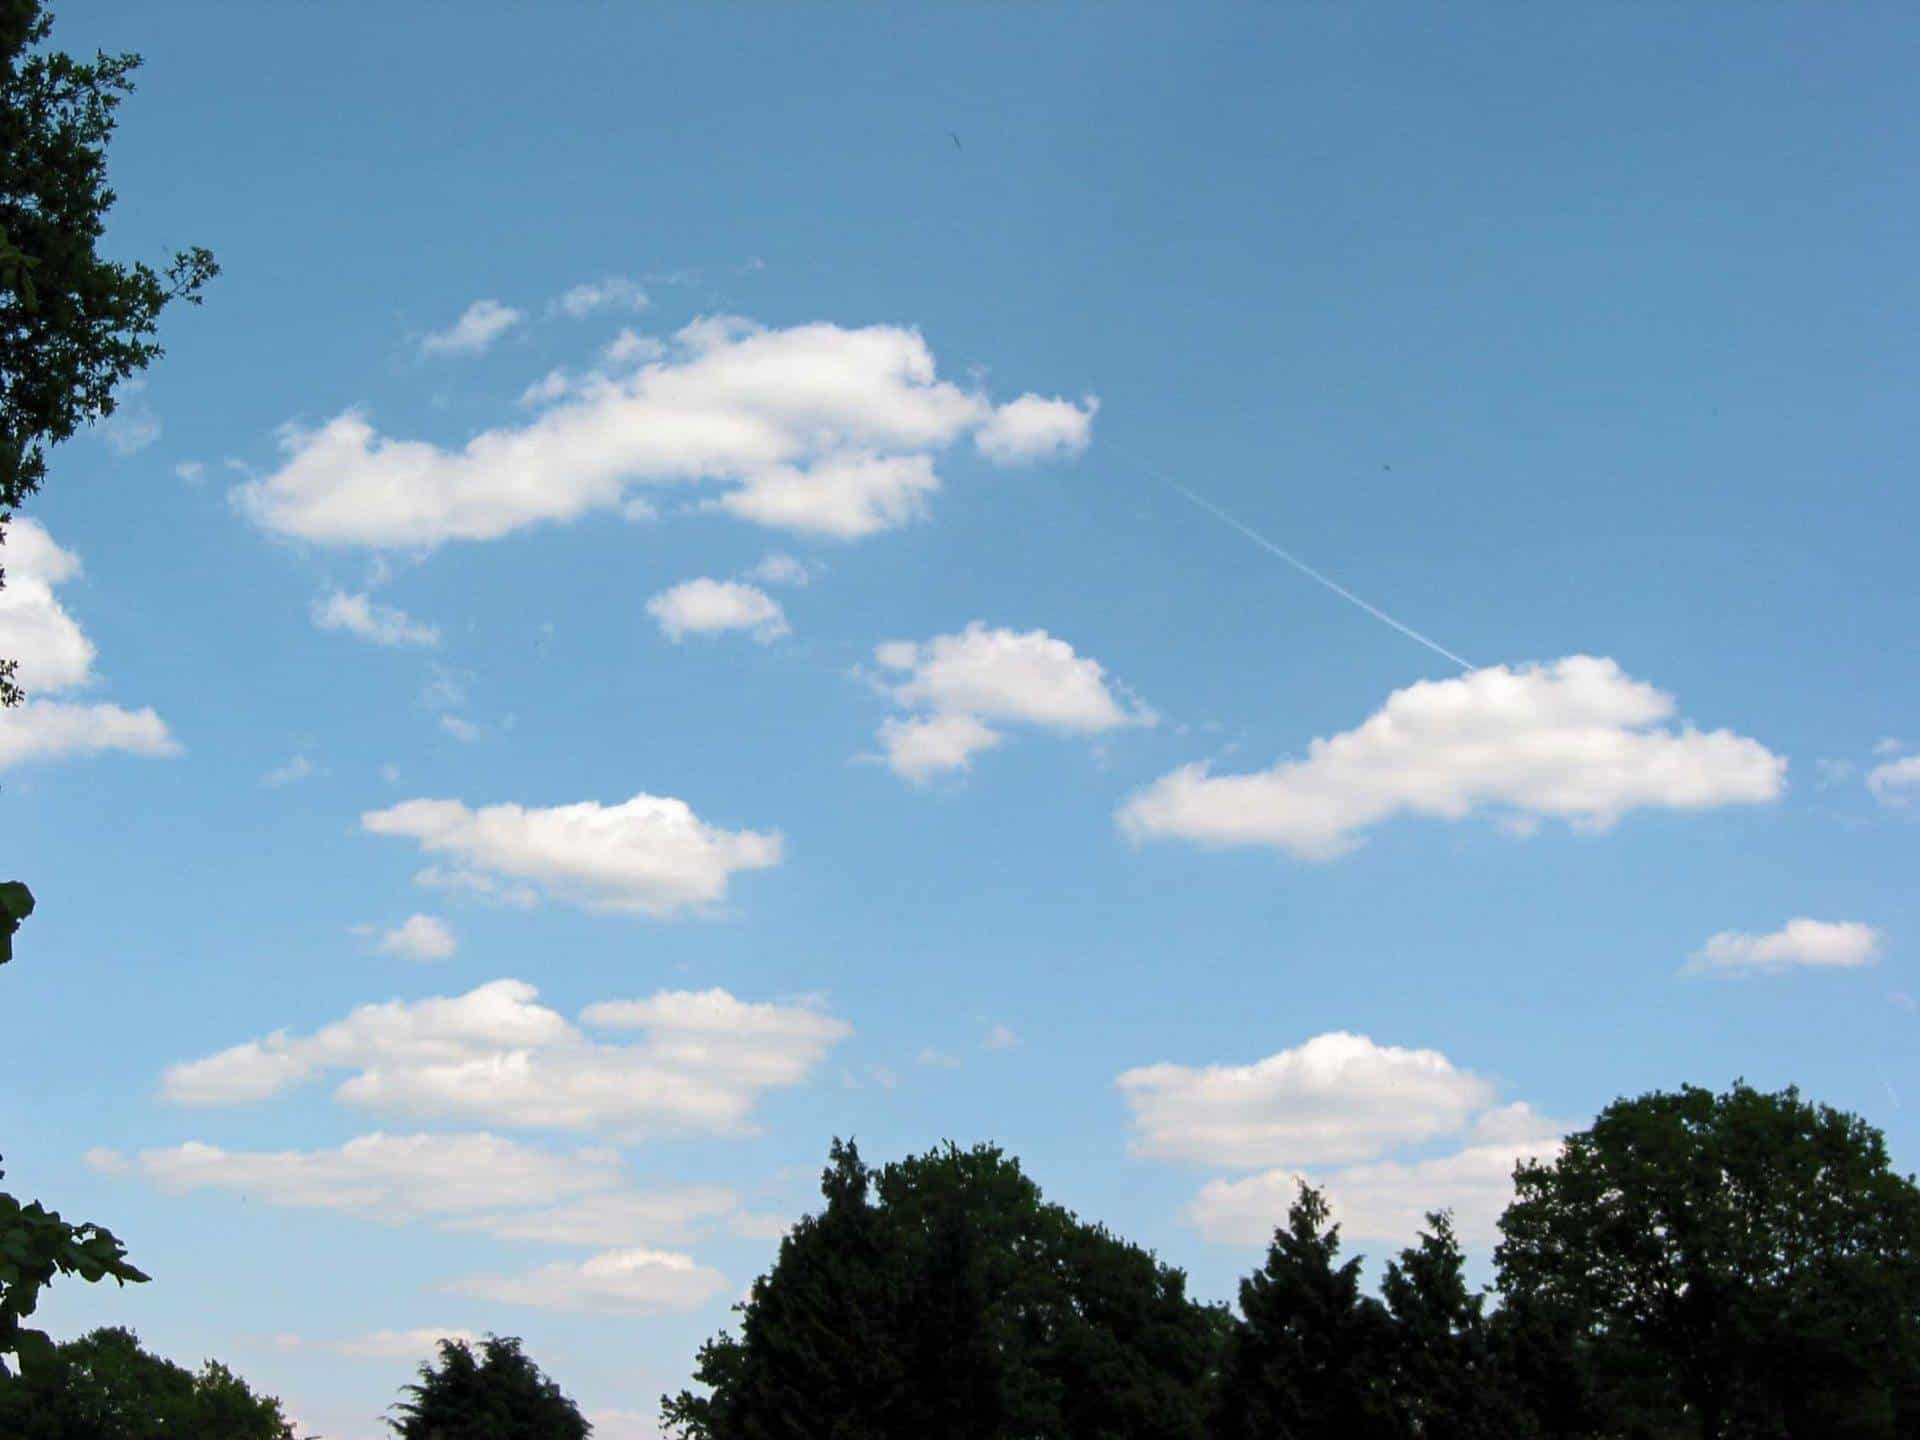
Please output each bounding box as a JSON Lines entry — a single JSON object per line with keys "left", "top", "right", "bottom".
{"left": 1141, "top": 466, "right": 1475, "bottom": 672}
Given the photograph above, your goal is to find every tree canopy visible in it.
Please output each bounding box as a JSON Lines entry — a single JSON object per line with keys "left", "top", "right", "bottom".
{"left": 663, "top": 1087, "right": 1920, "bottom": 1440}
{"left": 0, "top": 0, "right": 214, "bottom": 703}
{"left": 1497, "top": 1081, "right": 1920, "bottom": 1439}
{"left": 0, "top": 1326, "right": 293, "bottom": 1439}
{"left": 663, "top": 1138, "right": 1229, "bottom": 1440}
{"left": 388, "top": 1334, "right": 591, "bottom": 1440}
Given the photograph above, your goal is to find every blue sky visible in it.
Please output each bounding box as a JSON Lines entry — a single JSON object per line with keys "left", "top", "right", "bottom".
{"left": 3, "top": 2, "right": 1917, "bottom": 1434}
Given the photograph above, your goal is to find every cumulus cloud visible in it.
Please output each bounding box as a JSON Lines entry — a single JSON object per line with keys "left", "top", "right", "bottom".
{"left": 1120, "top": 657, "right": 1784, "bottom": 860}
{"left": 0, "top": 518, "right": 178, "bottom": 771}
{"left": 973, "top": 393, "right": 1098, "bottom": 464}
{"left": 877, "top": 713, "right": 1002, "bottom": 781}
{"left": 518, "top": 368, "right": 572, "bottom": 407}
{"left": 420, "top": 299, "right": 524, "bottom": 357}
{"left": 377, "top": 913, "right": 457, "bottom": 962}
{"left": 328, "top": 1329, "right": 480, "bottom": 1360}
{"left": 709, "top": 451, "right": 940, "bottom": 539}
{"left": 1119, "top": 1027, "right": 1565, "bottom": 1251}
{"left": 311, "top": 589, "right": 441, "bottom": 648}
{"left": 362, "top": 792, "right": 782, "bottom": 916}
{"left": 603, "top": 328, "right": 665, "bottom": 366}
{"left": 456, "top": 1247, "right": 726, "bottom": 1314}
{"left": 646, "top": 578, "right": 788, "bottom": 644}
{"left": 161, "top": 977, "right": 850, "bottom": 1136}
{"left": 234, "top": 319, "right": 1096, "bottom": 548}
{"left": 747, "top": 552, "right": 812, "bottom": 587}
{"left": 555, "top": 276, "right": 649, "bottom": 318}
{"left": 1188, "top": 1108, "right": 1564, "bottom": 1249}
{"left": 118, "top": 1132, "right": 620, "bottom": 1221}
{"left": 451, "top": 1186, "right": 767, "bottom": 1248}
{"left": 872, "top": 623, "right": 1153, "bottom": 780}
{"left": 1687, "top": 918, "right": 1882, "bottom": 975}
{"left": 1868, "top": 749, "right": 1920, "bottom": 806}
{"left": 1117, "top": 1032, "right": 1494, "bottom": 1170}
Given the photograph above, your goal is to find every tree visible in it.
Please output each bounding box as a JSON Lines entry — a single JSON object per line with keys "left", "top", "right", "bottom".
{"left": 0, "top": 0, "right": 214, "bottom": 1372}
{"left": 1379, "top": 1212, "right": 1531, "bottom": 1440}
{"left": 1211, "top": 1183, "right": 1401, "bottom": 1440}
{"left": 1495, "top": 1081, "right": 1920, "bottom": 1440}
{"left": 388, "top": 1335, "right": 590, "bottom": 1440}
{"left": 663, "top": 1139, "right": 1227, "bottom": 1440}
{"left": 0, "top": 0, "right": 216, "bottom": 698}
{"left": 0, "top": 883, "right": 146, "bottom": 1377}
{"left": 0, "top": 1325, "right": 294, "bottom": 1438}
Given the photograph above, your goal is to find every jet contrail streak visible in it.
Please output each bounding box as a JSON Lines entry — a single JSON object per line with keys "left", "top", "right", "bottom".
{"left": 1155, "top": 476, "right": 1476, "bottom": 672}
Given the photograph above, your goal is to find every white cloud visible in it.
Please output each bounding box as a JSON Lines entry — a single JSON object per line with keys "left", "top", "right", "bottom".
{"left": 881, "top": 623, "right": 1151, "bottom": 731}
{"left": 174, "top": 461, "right": 206, "bottom": 485}
{"left": 0, "top": 701, "right": 178, "bottom": 770}
{"left": 1117, "top": 1032, "right": 1494, "bottom": 1170}
{"left": 746, "top": 552, "right": 812, "bottom": 587}
{"left": 311, "top": 589, "right": 441, "bottom": 648}
{"left": 1119, "top": 657, "right": 1784, "bottom": 860}
{"left": 519, "top": 368, "right": 572, "bottom": 407}
{"left": 457, "top": 1247, "right": 726, "bottom": 1313}
{"left": 0, "top": 518, "right": 179, "bottom": 770}
{"left": 555, "top": 276, "right": 650, "bottom": 318}
{"left": 234, "top": 319, "right": 1094, "bottom": 548}
{"left": 1188, "top": 1114, "right": 1563, "bottom": 1250}
{"left": 1687, "top": 918, "right": 1882, "bottom": 975}
{"left": 161, "top": 977, "right": 850, "bottom": 1136}
{"left": 1868, "top": 750, "right": 1920, "bottom": 806}
{"left": 877, "top": 714, "right": 1001, "bottom": 781}
{"left": 96, "top": 379, "right": 160, "bottom": 455}
{"left": 646, "top": 578, "right": 788, "bottom": 644}
{"left": 363, "top": 792, "right": 782, "bottom": 916}
{"left": 604, "top": 328, "right": 665, "bottom": 366}
{"left": 377, "top": 913, "right": 457, "bottom": 962}
{"left": 454, "top": 1186, "right": 749, "bottom": 1247}
{"left": 321, "top": 1329, "right": 481, "bottom": 1361}
{"left": 982, "top": 1024, "right": 1017, "bottom": 1051}
{"left": 872, "top": 623, "right": 1152, "bottom": 780}
{"left": 264, "top": 754, "right": 314, "bottom": 787}
{"left": 415, "top": 864, "right": 539, "bottom": 908}
{"left": 708, "top": 451, "right": 941, "bottom": 539}
{"left": 126, "top": 1132, "right": 620, "bottom": 1221}
{"left": 420, "top": 299, "right": 524, "bottom": 357}
{"left": 438, "top": 714, "right": 481, "bottom": 743}
{"left": 974, "top": 392, "right": 1098, "bottom": 464}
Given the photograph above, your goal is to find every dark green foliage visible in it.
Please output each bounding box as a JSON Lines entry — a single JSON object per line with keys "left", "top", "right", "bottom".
{"left": 388, "top": 1334, "right": 590, "bottom": 1440}
{"left": 0, "top": 0, "right": 216, "bottom": 706}
{"left": 0, "top": 877, "right": 30, "bottom": 963}
{"left": 663, "top": 1138, "right": 1228, "bottom": 1440}
{"left": 1380, "top": 1212, "right": 1532, "bottom": 1440}
{"left": 0, "top": 1164, "right": 147, "bottom": 1379}
{"left": 1211, "top": 1183, "right": 1400, "bottom": 1440}
{"left": 1496, "top": 1081, "right": 1920, "bottom": 1439}
{"left": 0, "top": 1326, "right": 292, "bottom": 1438}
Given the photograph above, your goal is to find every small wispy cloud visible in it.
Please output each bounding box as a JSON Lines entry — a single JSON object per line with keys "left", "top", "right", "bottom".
{"left": 1686, "top": 918, "right": 1882, "bottom": 976}
{"left": 263, "top": 754, "right": 314, "bottom": 787}
{"left": 420, "top": 299, "right": 524, "bottom": 357}
{"left": 553, "top": 276, "right": 649, "bottom": 318}
{"left": 311, "top": 590, "right": 440, "bottom": 649}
